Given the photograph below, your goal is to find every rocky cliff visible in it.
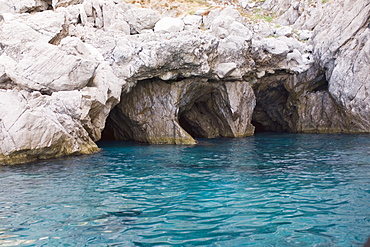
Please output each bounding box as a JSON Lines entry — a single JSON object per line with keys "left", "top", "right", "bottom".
{"left": 0, "top": 0, "right": 368, "bottom": 164}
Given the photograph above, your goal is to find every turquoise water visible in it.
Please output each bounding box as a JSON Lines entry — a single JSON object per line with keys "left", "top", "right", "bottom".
{"left": 0, "top": 133, "right": 370, "bottom": 246}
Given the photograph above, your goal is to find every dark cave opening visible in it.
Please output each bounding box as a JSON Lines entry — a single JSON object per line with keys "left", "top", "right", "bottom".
{"left": 178, "top": 113, "right": 202, "bottom": 138}
{"left": 100, "top": 106, "right": 135, "bottom": 141}
{"left": 100, "top": 112, "right": 117, "bottom": 141}
{"left": 251, "top": 120, "right": 267, "bottom": 133}
{"left": 251, "top": 81, "right": 296, "bottom": 133}
{"left": 178, "top": 101, "right": 212, "bottom": 139}
{"left": 100, "top": 75, "right": 301, "bottom": 142}
{"left": 310, "top": 74, "right": 329, "bottom": 92}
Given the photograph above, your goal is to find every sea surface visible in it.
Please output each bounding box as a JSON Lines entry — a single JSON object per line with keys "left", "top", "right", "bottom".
{"left": 0, "top": 133, "right": 370, "bottom": 246}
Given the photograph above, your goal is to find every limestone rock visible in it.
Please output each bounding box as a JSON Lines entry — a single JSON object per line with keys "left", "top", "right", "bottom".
{"left": 0, "top": 0, "right": 369, "bottom": 165}
{"left": 0, "top": 0, "right": 49, "bottom": 14}
{"left": 210, "top": 15, "right": 234, "bottom": 39}
{"left": 154, "top": 17, "right": 185, "bottom": 33}
{"left": 103, "top": 78, "right": 255, "bottom": 144}
{"left": 8, "top": 42, "right": 98, "bottom": 92}
{"left": 295, "top": 91, "right": 350, "bottom": 133}
{"left": 81, "top": 62, "right": 126, "bottom": 141}
{"left": 52, "top": 0, "right": 83, "bottom": 9}
{"left": 110, "top": 31, "right": 218, "bottom": 81}
{"left": 123, "top": 7, "right": 161, "bottom": 34}
{"left": 274, "top": 26, "right": 293, "bottom": 37}
{"left": 207, "top": 9, "right": 252, "bottom": 40}
{"left": 262, "top": 38, "right": 290, "bottom": 55}
{"left": 311, "top": 0, "right": 370, "bottom": 131}
{"left": 0, "top": 16, "right": 49, "bottom": 46}
{"left": 203, "top": 6, "right": 244, "bottom": 30}
{"left": 298, "top": 30, "right": 313, "bottom": 41}
{"left": 183, "top": 15, "right": 202, "bottom": 29}
{"left": 215, "top": 63, "right": 237, "bottom": 79}
{"left": 0, "top": 90, "right": 98, "bottom": 165}
{"left": 101, "top": 1, "right": 130, "bottom": 34}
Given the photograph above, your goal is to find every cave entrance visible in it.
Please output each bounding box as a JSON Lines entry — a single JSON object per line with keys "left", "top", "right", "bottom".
{"left": 177, "top": 91, "right": 229, "bottom": 139}
{"left": 100, "top": 77, "right": 292, "bottom": 143}
{"left": 100, "top": 105, "right": 134, "bottom": 141}
{"left": 251, "top": 120, "right": 267, "bottom": 133}
{"left": 178, "top": 103, "right": 205, "bottom": 138}
{"left": 251, "top": 82, "right": 296, "bottom": 133}
{"left": 100, "top": 79, "right": 230, "bottom": 143}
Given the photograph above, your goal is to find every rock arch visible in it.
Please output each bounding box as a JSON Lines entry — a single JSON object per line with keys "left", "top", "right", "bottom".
{"left": 101, "top": 77, "right": 256, "bottom": 144}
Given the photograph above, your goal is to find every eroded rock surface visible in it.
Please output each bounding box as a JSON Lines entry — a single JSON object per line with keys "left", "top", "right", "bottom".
{"left": 103, "top": 78, "right": 255, "bottom": 144}
{"left": 0, "top": 0, "right": 368, "bottom": 164}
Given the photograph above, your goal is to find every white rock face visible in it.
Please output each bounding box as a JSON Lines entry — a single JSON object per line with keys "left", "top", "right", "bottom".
{"left": 9, "top": 42, "right": 97, "bottom": 92}
{"left": 0, "top": 89, "right": 98, "bottom": 165}
{"left": 183, "top": 15, "right": 202, "bottom": 27}
{"left": 298, "top": 30, "right": 313, "bottom": 41}
{"left": 0, "top": 0, "right": 48, "bottom": 13}
{"left": 261, "top": 38, "right": 290, "bottom": 55}
{"left": 0, "top": 0, "right": 368, "bottom": 164}
{"left": 215, "top": 63, "right": 237, "bottom": 79}
{"left": 154, "top": 17, "right": 185, "bottom": 33}
{"left": 313, "top": 0, "right": 370, "bottom": 131}
{"left": 123, "top": 7, "right": 161, "bottom": 33}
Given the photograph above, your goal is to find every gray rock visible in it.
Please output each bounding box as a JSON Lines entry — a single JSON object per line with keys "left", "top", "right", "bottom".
{"left": 0, "top": 89, "right": 98, "bottom": 165}
{"left": 262, "top": 38, "right": 290, "bottom": 55}
{"left": 311, "top": 0, "right": 370, "bottom": 131}
{"left": 203, "top": 6, "right": 243, "bottom": 30}
{"left": 0, "top": 0, "right": 49, "bottom": 13}
{"left": 274, "top": 26, "right": 292, "bottom": 37}
{"left": 9, "top": 42, "right": 98, "bottom": 92}
{"left": 215, "top": 62, "right": 237, "bottom": 79}
{"left": 210, "top": 15, "right": 252, "bottom": 40}
{"left": 0, "top": 0, "right": 369, "bottom": 165}
{"left": 105, "top": 78, "right": 255, "bottom": 144}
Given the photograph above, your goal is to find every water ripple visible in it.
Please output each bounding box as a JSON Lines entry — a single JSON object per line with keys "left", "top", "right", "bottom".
{"left": 0, "top": 134, "right": 370, "bottom": 246}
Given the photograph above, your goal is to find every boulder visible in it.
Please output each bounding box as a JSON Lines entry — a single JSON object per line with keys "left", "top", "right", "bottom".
{"left": 298, "top": 30, "right": 313, "bottom": 41}
{"left": 203, "top": 6, "right": 244, "bottom": 29}
{"left": 8, "top": 42, "right": 98, "bottom": 92}
{"left": 0, "top": 0, "right": 49, "bottom": 13}
{"left": 123, "top": 7, "right": 161, "bottom": 34}
{"left": 101, "top": 1, "right": 130, "bottom": 34}
{"left": 0, "top": 89, "right": 98, "bottom": 165}
{"left": 215, "top": 63, "right": 237, "bottom": 79}
{"left": 183, "top": 15, "right": 202, "bottom": 28}
{"left": 154, "top": 17, "right": 185, "bottom": 33}
{"left": 261, "top": 38, "right": 290, "bottom": 55}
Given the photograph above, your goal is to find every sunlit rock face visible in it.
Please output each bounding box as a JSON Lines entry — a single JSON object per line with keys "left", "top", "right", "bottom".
{"left": 0, "top": 0, "right": 369, "bottom": 164}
